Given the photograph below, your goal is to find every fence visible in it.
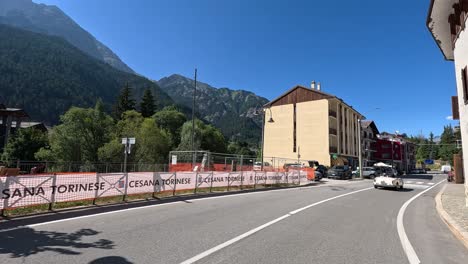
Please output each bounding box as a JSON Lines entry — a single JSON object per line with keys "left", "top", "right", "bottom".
{"left": 168, "top": 151, "right": 317, "bottom": 173}
{"left": 0, "top": 169, "right": 309, "bottom": 216}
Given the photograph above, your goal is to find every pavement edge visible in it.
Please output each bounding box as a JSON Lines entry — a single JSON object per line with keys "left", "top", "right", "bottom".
{"left": 435, "top": 183, "right": 468, "bottom": 250}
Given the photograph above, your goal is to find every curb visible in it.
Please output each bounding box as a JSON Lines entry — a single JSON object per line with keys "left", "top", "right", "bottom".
{"left": 435, "top": 184, "right": 468, "bottom": 250}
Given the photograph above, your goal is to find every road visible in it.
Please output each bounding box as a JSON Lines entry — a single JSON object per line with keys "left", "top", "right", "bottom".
{"left": 0, "top": 173, "right": 466, "bottom": 264}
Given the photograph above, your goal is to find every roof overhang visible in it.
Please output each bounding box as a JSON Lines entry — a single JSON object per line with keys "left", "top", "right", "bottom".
{"left": 427, "top": 0, "right": 458, "bottom": 61}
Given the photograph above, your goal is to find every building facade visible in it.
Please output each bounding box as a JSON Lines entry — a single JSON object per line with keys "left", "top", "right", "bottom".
{"left": 360, "top": 120, "right": 379, "bottom": 167}
{"left": 373, "top": 134, "right": 416, "bottom": 174}
{"left": 427, "top": 0, "right": 468, "bottom": 206}
{"left": 263, "top": 85, "right": 364, "bottom": 168}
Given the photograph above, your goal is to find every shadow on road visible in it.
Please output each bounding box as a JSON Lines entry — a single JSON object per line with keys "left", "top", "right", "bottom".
{"left": 375, "top": 187, "right": 414, "bottom": 192}
{"left": 0, "top": 228, "right": 114, "bottom": 258}
{"left": 89, "top": 256, "right": 133, "bottom": 264}
{"left": 402, "top": 174, "right": 434, "bottom": 180}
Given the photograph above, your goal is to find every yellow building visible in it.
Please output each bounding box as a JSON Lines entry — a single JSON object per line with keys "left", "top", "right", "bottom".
{"left": 263, "top": 84, "right": 364, "bottom": 168}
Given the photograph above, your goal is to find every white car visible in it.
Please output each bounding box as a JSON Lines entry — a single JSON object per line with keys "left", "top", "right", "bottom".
{"left": 373, "top": 175, "right": 404, "bottom": 190}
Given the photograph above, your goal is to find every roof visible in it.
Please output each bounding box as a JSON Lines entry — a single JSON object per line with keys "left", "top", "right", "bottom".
{"left": 0, "top": 108, "right": 29, "bottom": 118}
{"left": 427, "top": 0, "right": 458, "bottom": 61}
{"left": 360, "top": 120, "right": 380, "bottom": 134}
{"left": 264, "top": 85, "right": 365, "bottom": 118}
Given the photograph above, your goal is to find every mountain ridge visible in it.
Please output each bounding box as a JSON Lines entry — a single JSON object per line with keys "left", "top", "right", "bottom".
{"left": 0, "top": 0, "right": 134, "bottom": 73}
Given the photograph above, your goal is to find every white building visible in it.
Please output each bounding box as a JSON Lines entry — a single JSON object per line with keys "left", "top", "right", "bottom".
{"left": 427, "top": 0, "right": 468, "bottom": 206}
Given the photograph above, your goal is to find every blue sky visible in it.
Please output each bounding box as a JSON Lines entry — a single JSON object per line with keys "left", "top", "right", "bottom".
{"left": 36, "top": 0, "right": 458, "bottom": 137}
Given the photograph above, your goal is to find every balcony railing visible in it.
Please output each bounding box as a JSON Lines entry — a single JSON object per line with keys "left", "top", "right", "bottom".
{"left": 329, "top": 146, "right": 338, "bottom": 153}
{"left": 329, "top": 110, "right": 337, "bottom": 118}
{"left": 329, "top": 128, "right": 337, "bottom": 135}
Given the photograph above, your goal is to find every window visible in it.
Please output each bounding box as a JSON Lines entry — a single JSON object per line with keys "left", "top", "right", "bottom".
{"left": 382, "top": 153, "right": 390, "bottom": 159}
{"left": 462, "top": 67, "right": 468, "bottom": 104}
{"left": 382, "top": 144, "right": 391, "bottom": 149}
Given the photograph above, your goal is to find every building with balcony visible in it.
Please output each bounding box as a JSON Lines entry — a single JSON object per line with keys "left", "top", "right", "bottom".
{"left": 360, "top": 120, "right": 379, "bottom": 167}
{"left": 262, "top": 83, "right": 364, "bottom": 168}
{"left": 427, "top": 0, "right": 467, "bottom": 205}
{"left": 373, "top": 133, "right": 416, "bottom": 174}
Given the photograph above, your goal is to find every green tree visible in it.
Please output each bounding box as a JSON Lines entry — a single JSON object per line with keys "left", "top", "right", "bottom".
{"left": 114, "top": 83, "right": 136, "bottom": 119}
{"left": 439, "top": 125, "right": 459, "bottom": 163}
{"left": 177, "top": 119, "right": 226, "bottom": 153}
{"left": 98, "top": 110, "right": 144, "bottom": 162}
{"left": 140, "top": 88, "right": 156, "bottom": 117}
{"left": 135, "top": 119, "right": 171, "bottom": 163}
{"left": 1, "top": 127, "right": 48, "bottom": 161}
{"left": 153, "top": 106, "right": 187, "bottom": 148}
{"left": 227, "top": 141, "right": 255, "bottom": 156}
{"left": 36, "top": 102, "right": 114, "bottom": 162}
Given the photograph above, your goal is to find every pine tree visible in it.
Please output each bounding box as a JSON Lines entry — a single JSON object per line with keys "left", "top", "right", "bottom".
{"left": 439, "top": 125, "right": 458, "bottom": 163}
{"left": 140, "top": 88, "right": 155, "bottom": 117}
{"left": 114, "top": 83, "right": 136, "bottom": 119}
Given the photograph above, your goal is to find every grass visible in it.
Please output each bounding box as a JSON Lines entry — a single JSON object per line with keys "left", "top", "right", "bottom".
{"left": 1, "top": 183, "right": 300, "bottom": 218}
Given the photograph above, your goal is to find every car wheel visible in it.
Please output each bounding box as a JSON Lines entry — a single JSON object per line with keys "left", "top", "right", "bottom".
{"left": 370, "top": 174, "right": 375, "bottom": 179}
{"left": 374, "top": 185, "right": 378, "bottom": 189}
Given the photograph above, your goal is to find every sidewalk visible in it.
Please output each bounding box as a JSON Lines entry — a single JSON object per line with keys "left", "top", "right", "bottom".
{"left": 436, "top": 183, "right": 468, "bottom": 249}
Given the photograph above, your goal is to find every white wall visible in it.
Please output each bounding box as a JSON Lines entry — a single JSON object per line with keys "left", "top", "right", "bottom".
{"left": 453, "top": 23, "right": 468, "bottom": 207}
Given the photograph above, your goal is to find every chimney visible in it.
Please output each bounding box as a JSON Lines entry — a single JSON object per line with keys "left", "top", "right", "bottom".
{"left": 317, "top": 82, "right": 321, "bottom": 91}
{"left": 311, "top": 81, "right": 316, "bottom": 90}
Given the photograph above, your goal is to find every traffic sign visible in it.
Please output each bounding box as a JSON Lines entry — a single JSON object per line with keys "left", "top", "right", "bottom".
{"left": 424, "top": 159, "right": 434, "bottom": 165}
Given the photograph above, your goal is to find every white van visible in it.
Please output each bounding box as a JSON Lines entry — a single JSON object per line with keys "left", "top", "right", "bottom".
{"left": 441, "top": 165, "right": 451, "bottom": 173}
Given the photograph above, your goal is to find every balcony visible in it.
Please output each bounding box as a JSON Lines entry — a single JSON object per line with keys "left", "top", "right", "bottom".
{"left": 329, "top": 128, "right": 337, "bottom": 135}
{"left": 329, "top": 146, "right": 338, "bottom": 153}
{"left": 329, "top": 110, "right": 337, "bottom": 118}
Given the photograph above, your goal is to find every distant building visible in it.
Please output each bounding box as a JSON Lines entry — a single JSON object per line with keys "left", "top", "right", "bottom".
{"left": 360, "top": 120, "right": 379, "bottom": 167}
{"left": 263, "top": 84, "right": 364, "bottom": 168}
{"left": 0, "top": 104, "right": 47, "bottom": 152}
{"left": 373, "top": 133, "right": 416, "bottom": 173}
{"left": 427, "top": 0, "right": 468, "bottom": 205}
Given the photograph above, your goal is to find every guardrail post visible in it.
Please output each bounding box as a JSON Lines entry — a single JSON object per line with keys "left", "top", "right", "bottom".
{"left": 173, "top": 172, "right": 177, "bottom": 196}
{"left": 254, "top": 171, "right": 257, "bottom": 190}
{"left": 49, "top": 174, "right": 57, "bottom": 211}
{"left": 122, "top": 172, "right": 129, "bottom": 202}
{"left": 1, "top": 176, "right": 11, "bottom": 218}
{"left": 209, "top": 172, "right": 214, "bottom": 193}
{"left": 93, "top": 173, "right": 99, "bottom": 205}
{"left": 194, "top": 172, "right": 198, "bottom": 194}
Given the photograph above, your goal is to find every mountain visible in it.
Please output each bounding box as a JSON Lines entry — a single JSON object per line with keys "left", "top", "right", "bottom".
{"left": 158, "top": 74, "right": 269, "bottom": 145}
{"left": 0, "top": 24, "right": 173, "bottom": 124}
{"left": 0, "top": 0, "right": 133, "bottom": 73}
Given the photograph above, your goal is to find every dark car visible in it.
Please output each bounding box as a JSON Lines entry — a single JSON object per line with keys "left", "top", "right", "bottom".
{"left": 327, "top": 165, "right": 352, "bottom": 180}
{"left": 315, "top": 165, "right": 328, "bottom": 178}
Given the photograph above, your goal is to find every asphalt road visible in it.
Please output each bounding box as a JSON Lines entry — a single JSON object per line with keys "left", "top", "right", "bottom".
{"left": 0, "top": 173, "right": 466, "bottom": 264}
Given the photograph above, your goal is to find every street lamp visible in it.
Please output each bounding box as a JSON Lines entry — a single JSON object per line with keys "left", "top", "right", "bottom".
{"left": 358, "top": 119, "right": 363, "bottom": 179}
{"left": 257, "top": 106, "right": 274, "bottom": 171}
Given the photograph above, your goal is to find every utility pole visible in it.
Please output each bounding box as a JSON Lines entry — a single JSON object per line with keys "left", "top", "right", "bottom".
{"left": 357, "top": 119, "right": 363, "bottom": 179}
{"left": 260, "top": 108, "right": 265, "bottom": 170}
{"left": 191, "top": 68, "right": 197, "bottom": 169}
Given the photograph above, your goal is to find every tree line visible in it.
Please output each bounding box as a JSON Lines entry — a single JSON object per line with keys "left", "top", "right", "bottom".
{"left": 1, "top": 84, "right": 256, "bottom": 165}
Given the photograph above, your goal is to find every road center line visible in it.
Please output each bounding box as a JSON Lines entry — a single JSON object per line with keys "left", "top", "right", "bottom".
{"left": 397, "top": 179, "right": 446, "bottom": 264}
{"left": 180, "top": 187, "right": 373, "bottom": 264}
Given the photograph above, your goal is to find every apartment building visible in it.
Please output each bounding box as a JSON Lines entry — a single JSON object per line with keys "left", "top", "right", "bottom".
{"left": 360, "top": 120, "right": 379, "bottom": 167}
{"left": 427, "top": 0, "right": 467, "bottom": 205}
{"left": 263, "top": 84, "right": 364, "bottom": 167}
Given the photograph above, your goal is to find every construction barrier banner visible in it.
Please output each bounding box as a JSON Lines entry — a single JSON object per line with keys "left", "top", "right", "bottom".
{"left": 0, "top": 170, "right": 309, "bottom": 210}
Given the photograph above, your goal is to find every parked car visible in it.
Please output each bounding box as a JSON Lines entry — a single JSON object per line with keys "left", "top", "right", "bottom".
{"left": 374, "top": 174, "right": 404, "bottom": 190}
{"left": 410, "top": 168, "right": 425, "bottom": 174}
{"left": 352, "top": 167, "right": 377, "bottom": 179}
{"left": 315, "top": 165, "right": 328, "bottom": 178}
{"left": 314, "top": 170, "right": 323, "bottom": 181}
{"left": 441, "top": 165, "right": 451, "bottom": 173}
{"left": 328, "top": 165, "right": 352, "bottom": 180}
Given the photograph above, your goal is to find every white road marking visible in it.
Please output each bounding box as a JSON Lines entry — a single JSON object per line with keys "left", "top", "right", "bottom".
{"left": 403, "top": 184, "right": 429, "bottom": 190}
{"left": 397, "top": 179, "right": 446, "bottom": 264}
{"left": 416, "top": 182, "right": 424, "bottom": 185}
{"left": 180, "top": 187, "right": 373, "bottom": 264}
{"left": 405, "top": 181, "right": 414, "bottom": 184}
{"left": 428, "top": 183, "right": 435, "bottom": 185}
{"left": 1, "top": 180, "right": 367, "bottom": 232}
